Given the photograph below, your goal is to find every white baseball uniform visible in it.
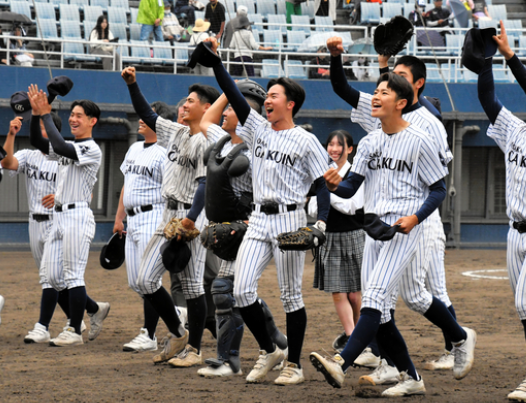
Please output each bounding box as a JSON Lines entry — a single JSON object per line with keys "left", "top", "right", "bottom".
{"left": 352, "top": 92, "right": 452, "bottom": 314}
{"left": 233, "top": 109, "right": 331, "bottom": 313}
{"left": 40, "top": 139, "right": 101, "bottom": 291}
{"left": 136, "top": 117, "right": 208, "bottom": 299}
{"left": 120, "top": 141, "right": 166, "bottom": 293}
{"left": 487, "top": 107, "right": 526, "bottom": 319}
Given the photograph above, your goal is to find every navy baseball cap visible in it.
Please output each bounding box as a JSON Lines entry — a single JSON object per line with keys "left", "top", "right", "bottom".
{"left": 461, "top": 28, "right": 498, "bottom": 74}
{"left": 47, "top": 76, "right": 74, "bottom": 103}
{"left": 10, "top": 91, "right": 32, "bottom": 121}
{"left": 363, "top": 213, "right": 402, "bottom": 241}
{"left": 187, "top": 41, "right": 221, "bottom": 69}
{"left": 161, "top": 238, "right": 191, "bottom": 274}
{"left": 100, "top": 233, "right": 126, "bottom": 270}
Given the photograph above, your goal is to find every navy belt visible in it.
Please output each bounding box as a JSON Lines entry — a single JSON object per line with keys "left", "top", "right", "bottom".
{"left": 32, "top": 214, "right": 50, "bottom": 222}
{"left": 127, "top": 204, "right": 154, "bottom": 217}
{"left": 167, "top": 199, "right": 192, "bottom": 210}
{"left": 513, "top": 221, "right": 526, "bottom": 234}
{"left": 55, "top": 203, "right": 76, "bottom": 212}
{"left": 253, "top": 203, "right": 297, "bottom": 215}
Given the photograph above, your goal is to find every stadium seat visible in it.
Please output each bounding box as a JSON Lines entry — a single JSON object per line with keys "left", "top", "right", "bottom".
{"left": 129, "top": 23, "right": 142, "bottom": 40}
{"left": 478, "top": 19, "right": 498, "bottom": 30}
{"left": 284, "top": 59, "right": 307, "bottom": 79}
{"left": 10, "top": 1, "right": 33, "bottom": 21}
{"left": 361, "top": 3, "right": 381, "bottom": 24}
{"left": 301, "top": 1, "right": 315, "bottom": 19}
{"left": 446, "top": 34, "right": 462, "bottom": 56}
{"left": 248, "top": 13, "right": 264, "bottom": 37}
{"left": 517, "top": 36, "right": 526, "bottom": 56}
{"left": 314, "top": 16, "right": 333, "bottom": 32}
{"left": 129, "top": 39, "right": 151, "bottom": 63}
{"left": 111, "top": 23, "right": 127, "bottom": 41}
{"left": 34, "top": 0, "right": 49, "bottom": 3}
{"left": 267, "top": 14, "right": 286, "bottom": 34}
{"left": 493, "top": 66, "right": 509, "bottom": 83}
{"left": 256, "top": 0, "right": 275, "bottom": 18}
{"left": 35, "top": 2, "right": 56, "bottom": 20}
{"left": 69, "top": 0, "right": 89, "bottom": 9}
{"left": 83, "top": 6, "right": 104, "bottom": 23}
{"left": 108, "top": 6, "right": 128, "bottom": 25}
{"left": 461, "top": 68, "right": 477, "bottom": 83}
{"left": 50, "top": 0, "right": 69, "bottom": 6}
{"left": 111, "top": 0, "right": 130, "bottom": 10}
{"left": 59, "top": 4, "right": 81, "bottom": 22}
{"left": 286, "top": 30, "right": 306, "bottom": 51}
{"left": 369, "top": 61, "right": 380, "bottom": 81}
{"left": 83, "top": 20, "right": 95, "bottom": 38}
{"left": 91, "top": 0, "right": 109, "bottom": 11}
{"left": 174, "top": 44, "right": 189, "bottom": 65}
{"left": 61, "top": 20, "right": 98, "bottom": 63}
{"left": 291, "top": 15, "right": 311, "bottom": 34}
{"left": 252, "top": 29, "right": 260, "bottom": 42}
{"left": 277, "top": 0, "right": 286, "bottom": 15}
{"left": 425, "top": 63, "right": 443, "bottom": 83}
{"left": 447, "top": 63, "right": 463, "bottom": 82}
{"left": 153, "top": 43, "right": 174, "bottom": 65}
{"left": 130, "top": 7, "right": 139, "bottom": 23}
{"left": 195, "top": 10, "right": 205, "bottom": 21}
{"left": 223, "top": 0, "right": 236, "bottom": 14}
{"left": 504, "top": 19, "right": 522, "bottom": 45}
{"left": 261, "top": 58, "right": 283, "bottom": 78}
{"left": 487, "top": 4, "right": 506, "bottom": 21}
{"left": 237, "top": 0, "right": 255, "bottom": 15}
{"left": 263, "top": 29, "right": 282, "bottom": 48}
{"left": 382, "top": 3, "right": 402, "bottom": 19}
{"left": 37, "top": 18, "right": 58, "bottom": 38}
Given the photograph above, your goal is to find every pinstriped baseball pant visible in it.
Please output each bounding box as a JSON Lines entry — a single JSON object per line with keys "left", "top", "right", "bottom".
{"left": 29, "top": 217, "right": 53, "bottom": 288}
{"left": 507, "top": 226, "right": 526, "bottom": 320}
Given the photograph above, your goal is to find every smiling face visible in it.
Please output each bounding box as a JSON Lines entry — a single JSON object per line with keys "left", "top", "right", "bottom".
{"left": 264, "top": 84, "right": 294, "bottom": 125}
{"left": 327, "top": 136, "right": 350, "bottom": 164}
{"left": 371, "top": 81, "right": 407, "bottom": 119}
{"left": 101, "top": 19, "right": 108, "bottom": 30}
{"left": 182, "top": 92, "right": 208, "bottom": 125}
{"left": 221, "top": 105, "right": 239, "bottom": 134}
{"left": 68, "top": 105, "right": 97, "bottom": 138}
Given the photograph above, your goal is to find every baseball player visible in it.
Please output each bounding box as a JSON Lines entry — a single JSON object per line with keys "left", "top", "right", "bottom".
{"left": 121, "top": 67, "right": 219, "bottom": 366}
{"left": 113, "top": 102, "right": 173, "bottom": 352}
{"left": 28, "top": 86, "right": 110, "bottom": 347}
{"left": 1, "top": 113, "right": 87, "bottom": 343}
{"left": 476, "top": 22, "right": 526, "bottom": 402}
{"left": 197, "top": 80, "right": 288, "bottom": 378}
{"left": 204, "top": 37, "right": 331, "bottom": 385}
{"left": 310, "top": 72, "right": 475, "bottom": 397}
{"left": 328, "top": 36, "right": 469, "bottom": 374}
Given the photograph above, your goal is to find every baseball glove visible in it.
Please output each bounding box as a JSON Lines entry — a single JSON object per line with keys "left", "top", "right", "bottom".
{"left": 163, "top": 218, "right": 200, "bottom": 242}
{"left": 374, "top": 16, "right": 414, "bottom": 56}
{"left": 200, "top": 221, "right": 248, "bottom": 261}
{"left": 277, "top": 226, "right": 326, "bottom": 251}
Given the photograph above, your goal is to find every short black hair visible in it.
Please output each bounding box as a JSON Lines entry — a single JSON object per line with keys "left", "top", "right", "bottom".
{"left": 188, "top": 84, "right": 220, "bottom": 105}
{"left": 245, "top": 96, "right": 262, "bottom": 114}
{"left": 376, "top": 72, "right": 414, "bottom": 114}
{"left": 326, "top": 129, "right": 353, "bottom": 149}
{"left": 70, "top": 100, "right": 101, "bottom": 122}
{"left": 266, "top": 77, "right": 305, "bottom": 117}
{"left": 394, "top": 56, "right": 426, "bottom": 97}
{"left": 151, "top": 101, "right": 174, "bottom": 121}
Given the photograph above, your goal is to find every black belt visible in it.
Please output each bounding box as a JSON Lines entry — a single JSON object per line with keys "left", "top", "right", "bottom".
{"left": 167, "top": 199, "right": 192, "bottom": 210}
{"left": 513, "top": 221, "right": 526, "bottom": 234}
{"left": 254, "top": 202, "right": 297, "bottom": 215}
{"left": 32, "top": 214, "right": 50, "bottom": 222}
{"left": 126, "top": 204, "right": 153, "bottom": 217}
{"left": 55, "top": 203, "right": 76, "bottom": 212}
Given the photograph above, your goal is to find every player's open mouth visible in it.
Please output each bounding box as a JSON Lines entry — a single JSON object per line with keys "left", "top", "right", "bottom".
{"left": 266, "top": 107, "right": 273, "bottom": 115}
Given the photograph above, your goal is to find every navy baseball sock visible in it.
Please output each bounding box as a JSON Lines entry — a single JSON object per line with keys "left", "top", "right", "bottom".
{"left": 143, "top": 287, "right": 183, "bottom": 337}
{"left": 424, "top": 297, "right": 467, "bottom": 343}
{"left": 39, "top": 288, "right": 59, "bottom": 329}
{"left": 443, "top": 304, "right": 457, "bottom": 352}
{"left": 286, "top": 307, "right": 307, "bottom": 368}
{"left": 57, "top": 289, "right": 69, "bottom": 318}
{"left": 143, "top": 297, "right": 160, "bottom": 340}
{"left": 368, "top": 338, "right": 381, "bottom": 357}
{"left": 68, "top": 286, "right": 87, "bottom": 335}
{"left": 377, "top": 320, "right": 420, "bottom": 381}
{"left": 239, "top": 301, "right": 275, "bottom": 354}
{"left": 186, "top": 294, "right": 207, "bottom": 353}
{"left": 340, "top": 308, "right": 381, "bottom": 371}
{"left": 85, "top": 296, "right": 99, "bottom": 315}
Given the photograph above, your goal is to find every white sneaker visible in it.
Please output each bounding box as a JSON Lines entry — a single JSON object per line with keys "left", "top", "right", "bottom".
{"left": 66, "top": 319, "right": 87, "bottom": 333}
{"left": 381, "top": 372, "right": 426, "bottom": 397}
{"left": 123, "top": 328, "right": 158, "bottom": 352}
{"left": 309, "top": 352, "right": 345, "bottom": 389}
{"left": 354, "top": 347, "right": 381, "bottom": 368}
{"left": 197, "top": 363, "right": 242, "bottom": 378}
{"left": 246, "top": 348, "right": 286, "bottom": 383}
{"left": 508, "top": 379, "right": 526, "bottom": 401}
{"left": 424, "top": 350, "right": 454, "bottom": 371}
{"left": 0, "top": 295, "right": 4, "bottom": 325}
{"left": 88, "top": 302, "right": 111, "bottom": 341}
{"left": 49, "top": 327, "right": 83, "bottom": 347}
{"left": 273, "top": 346, "right": 288, "bottom": 371}
{"left": 175, "top": 306, "right": 188, "bottom": 328}
{"left": 452, "top": 327, "right": 477, "bottom": 380}
{"left": 274, "top": 361, "right": 305, "bottom": 385}
{"left": 24, "top": 323, "right": 51, "bottom": 344}
{"left": 359, "top": 359, "right": 400, "bottom": 386}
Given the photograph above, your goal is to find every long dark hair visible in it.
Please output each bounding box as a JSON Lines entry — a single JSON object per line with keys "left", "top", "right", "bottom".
{"left": 326, "top": 129, "right": 354, "bottom": 163}
{"left": 93, "top": 15, "right": 109, "bottom": 39}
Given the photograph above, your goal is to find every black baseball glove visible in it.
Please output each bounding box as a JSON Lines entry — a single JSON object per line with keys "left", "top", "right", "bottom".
{"left": 200, "top": 221, "right": 248, "bottom": 261}
{"left": 374, "top": 16, "right": 414, "bottom": 57}
{"left": 277, "top": 226, "right": 326, "bottom": 251}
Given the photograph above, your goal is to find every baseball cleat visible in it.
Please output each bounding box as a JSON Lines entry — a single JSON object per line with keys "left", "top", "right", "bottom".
{"left": 309, "top": 352, "right": 345, "bottom": 389}
{"left": 359, "top": 359, "right": 400, "bottom": 386}
{"left": 197, "top": 363, "right": 243, "bottom": 378}
{"left": 123, "top": 328, "right": 158, "bottom": 352}
{"left": 175, "top": 306, "right": 188, "bottom": 328}
{"left": 354, "top": 347, "right": 381, "bottom": 368}
{"left": 332, "top": 331, "right": 350, "bottom": 353}
{"left": 88, "top": 302, "right": 110, "bottom": 341}
{"left": 66, "top": 319, "right": 87, "bottom": 334}
{"left": 273, "top": 346, "right": 288, "bottom": 371}
{"left": 274, "top": 361, "right": 305, "bottom": 386}
{"left": 153, "top": 330, "right": 189, "bottom": 364}
{"left": 381, "top": 372, "right": 426, "bottom": 397}
{"left": 49, "top": 327, "right": 83, "bottom": 347}
{"left": 424, "top": 350, "right": 454, "bottom": 371}
{"left": 452, "top": 327, "right": 477, "bottom": 380}
{"left": 246, "top": 347, "right": 286, "bottom": 383}
{"left": 168, "top": 344, "right": 203, "bottom": 367}
{"left": 24, "top": 323, "right": 51, "bottom": 344}
{"left": 0, "top": 295, "right": 4, "bottom": 325}
{"left": 508, "top": 379, "right": 526, "bottom": 401}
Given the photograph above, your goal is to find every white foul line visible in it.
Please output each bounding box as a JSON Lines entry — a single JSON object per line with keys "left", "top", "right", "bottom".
{"left": 462, "top": 269, "right": 508, "bottom": 280}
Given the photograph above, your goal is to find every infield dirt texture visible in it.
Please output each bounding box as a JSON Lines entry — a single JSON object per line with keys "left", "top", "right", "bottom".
{"left": 0, "top": 249, "right": 519, "bottom": 402}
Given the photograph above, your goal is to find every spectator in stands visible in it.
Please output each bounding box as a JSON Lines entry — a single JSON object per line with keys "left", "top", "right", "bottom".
{"left": 173, "top": 0, "right": 196, "bottom": 26}
{"left": 162, "top": 0, "right": 186, "bottom": 43}
{"left": 89, "top": 16, "right": 120, "bottom": 71}
{"left": 314, "top": 0, "right": 337, "bottom": 22}
{"left": 137, "top": 0, "right": 164, "bottom": 42}
{"left": 286, "top": 0, "right": 303, "bottom": 30}
{"left": 189, "top": 18, "right": 212, "bottom": 75}
{"left": 408, "top": 4, "right": 426, "bottom": 26}
{"left": 222, "top": 5, "right": 248, "bottom": 49}
{"left": 309, "top": 45, "right": 330, "bottom": 79}
{"left": 9, "top": 25, "right": 34, "bottom": 67}
{"left": 425, "top": 0, "right": 451, "bottom": 27}
{"left": 350, "top": 54, "right": 369, "bottom": 81}
{"left": 0, "top": 27, "right": 7, "bottom": 65}
{"left": 470, "top": 0, "right": 491, "bottom": 21}
{"left": 229, "top": 15, "right": 272, "bottom": 77}
{"left": 204, "top": 0, "right": 226, "bottom": 42}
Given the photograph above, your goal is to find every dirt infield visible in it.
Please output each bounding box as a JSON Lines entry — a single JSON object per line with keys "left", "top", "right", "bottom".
{"left": 0, "top": 249, "right": 521, "bottom": 402}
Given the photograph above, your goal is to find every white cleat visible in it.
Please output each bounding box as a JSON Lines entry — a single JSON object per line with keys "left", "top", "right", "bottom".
{"left": 246, "top": 348, "right": 285, "bottom": 383}
{"left": 274, "top": 361, "right": 305, "bottom": 386}
{"left": 49, "top": 327, "right": 83, "bottom": 347}
{"left": 424, "top": 350, "right": 454, "bottom": 371}
{"left": 24, "top": 323, "right": 51, "bottom": 344}
{"left": 197, "top": 363, "right": 242, "bottom": 378}
{"left": 359, "top": 359, "right": 400, "bottom": 386}
{"left": 354, "top": 347, "right": 381, "bottom": 368}
{"left": 452, "top": 327, "right": 477, "bottom": 380}
{"left": 508, "top": 379, "right": 526, "bottom": 401}
{"left": 123, "top": 328, "right": 158, "bottom": 352}
{"left": 381, "top": 372, "right": 426, "bottom": 397}
{"left": 309, "top": 352, "right": 345, "bottom": 389}
{"left": 88, "top": 302, "right": 111, "bottom": 341}
{"left": 66, "top": 319, "right": 87, "bottom": 333}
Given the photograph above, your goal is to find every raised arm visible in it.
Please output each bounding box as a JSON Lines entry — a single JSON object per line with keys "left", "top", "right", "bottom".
{"left": 477, "top": 59, "right": 502, "bottom": 125}
{"left": 494, "top": 22, "right": 526, "bottom": 95}
{"left": 121, "top": 67, "right": 159, "bottom": 131}
{"left": 1, "top": 117, "right": 23, "bottom": 170}
{"left": 327, "top": 37, "right": 360, "bottom": 108}
{"left": 201, "top": 93, "right": 228, "bottom": 137}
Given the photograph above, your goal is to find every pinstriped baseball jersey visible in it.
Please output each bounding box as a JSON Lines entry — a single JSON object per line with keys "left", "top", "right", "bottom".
{"left": 352, "top": 125, "right": 446, "bottom": 218}
{"left": 352, "top": 92, "right": 453, "bottom": 169}
{"left": 207, "top": 124, "right": 252, "bottom": 196}
{"left": 236, "top": 109, "right": 331, "bottom": 204}
{"left": 487, "top": 107, "right": 526, "bottom": 222}
{"left": 155, "top": 117, "right": 207, "bottom": 204}
{"left": 48, "top": 139, "right": 101, "bottom": 205}
{"left": 11, "top": 150, "right": 57, "bottom": 215}
{"left": 120, "top": 142, "right": 166, "bottom": 209}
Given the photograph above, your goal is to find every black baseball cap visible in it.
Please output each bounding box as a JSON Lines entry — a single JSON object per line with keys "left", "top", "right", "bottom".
{"left": 100, "top": 233, "right": 126, "bottom": 270}
{"left": 461, "top": 28, "right": 498, "bottom": 74}
{"left": 10, "top": 91, "right": 32, "bottom": 121}
{"left": 160, "top": 238, "right": 191, "bottom": 274}
{"left": 47, "top": 76, "right": 74, "bottom": 103}
{"left": 187, "top": 41, "right": 221, "bottom": 69}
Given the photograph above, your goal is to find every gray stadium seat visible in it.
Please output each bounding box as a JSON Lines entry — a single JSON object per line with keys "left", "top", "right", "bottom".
{"left": 284, "top": 59, "right": 307, "bottom": 79}
{"left": 291, "top": 15, "right": 311, "bottom": 34}
{"left": 286, "top": 30, "right": 306, "bottom": 51}
{"left": 153, "top": 44, "right": 174, "bottom": 65}
{"left": 267, "top": 14, "right": 286, "bottom": 34}
{"left": 237, "top": 0, "right": 255, "bottom": 15}
{"left": 256, "top": 0, "right": 275, "bottom": 18}
{"left": 263, "top": 29, "right": 281, "bottom": 48}
{"left": 91, "top": 0, "right": 109, "bottom": 11}
{"left": 247, "top": 13, "right": 264, "bottom": 37}
{"left": 301, "top": 1, "right": 315, "bottom": 19}
{"left": 59, "top": 4, "right": 81, "bottom": 22}
{"left": 361, "top": 3, "right": 381, "bottom": 24}
{"left": 261, "top": 58, "right": 283, "bottom": 78}
{"left": 35, "top": 2, "right": 56, "bottom": 20}
{"left": 111, "top": 22, "right": 127, "bottom": 41}
{"left": 108, "top": 6, "right": 128, "bottom": 26}
{"left": 129, "top": 23, "right": 141, "bottom": 40}
{"left": 130, "top": 7, "right": 139, "bottom": 23}
{"left": 129, "top": 40, "right": 151, "bottom": 64}
{"left": 84, "top": 6, "right": 104, "bottom": 23}
{"left": 111, "top": 0, "right": 130, "bottom": 10}
{"left": 314, "top": 16, "right": 333, "bottom": 32}
{"left": 37, "top": 18, "right": 58, "bottom": 38}
{"left": 382, "top": 2, "right": 402, "bottom": 19}
{"left": 10, "top": 1, "right": 33, "bottom": 21}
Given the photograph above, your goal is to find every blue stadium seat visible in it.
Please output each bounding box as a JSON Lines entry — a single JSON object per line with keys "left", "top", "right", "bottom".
{"left": 10, "top": 1, "right": 33, "bottom": 21}
{"left": 108, "top": 6, "right": 127, "bottom": 25}
{"left": 130, "top": 7, "right": 139, "bottom": 23}
{"left": 382, "top": 2, "right": 402, "bottom": 19}
{"left": 83, "top": 6, "right": 104, "bottom": 23}
{"left": 256, "top": 0, "right": 275, "bottom": 18}
{"left": 478, "top": 19, "right": 498, "bottom": 30}
{"left": 425, "top": 63, "right": 442, "bottom": 82}
{"left": 461, "top": 68, "right": 477, "bottom": 83}
{"left": 50, "top": 0, "right": 69, "bottom": 6}
{"left": 252, "top": 29, "right": 260, "bottom": 42}
{"left": 261, "top": 58, "right": 282, "bottom": 78}
{"left": 111, "top": 0, "right": 130, "bottom": 10}
{"left": 263, "top": 29, "right": 281, "bottom": 49}
{"left": 195, "top": 10, "right": 205, "bottom": 20}
{"left": 61, "top": 20, "right": 98, "bottom": 63}
{"left": 129, "top": 23, "right": 142, "bottom": 40}
{"left": 248, "top": 13, "right": 264, "bottom": 37}
{"left": 361, "top": 3, "right": 381, "bottom": 24}
{"left": 267, "top": 14, "right": 286, "bottom": 34}
{"left": 37, "top": 19, "right": 58, "bottom": 38}
{"left": 153, "top": 44, "right": 174, "bottom": 65}
{"left": 447, "top": 63, "right": 463, "bottom": 82}
{"left": 286, "top": 30, "right": 306, "bottom": 51}
{"left": 129, "top": 39, "right": 151, "bottom": 63}
{"left": 517, "top": 36, "right": 526, "bottom": 56}
{"left": 291, "top": 15, "right": 311, "bottom": 34}
{"left": 69, "top": 0, "right": 89, "bottom": 9}
{"left": 493, "top": 66, "right": 509, "bottom": 83}
{"left": 504, "top": 19, "right": 522, "bottom": 45}
{"left": 237, "top": 0, "right": 255, "bottom": 15}
{"left": 111, "top": 23, "right": 127, "bottom": 41}
{"left": 83, "top": 21, "right": 95, "bottom": 38}
{"left": 446, "top": 34, "right": 462, "bottom": 56}
{"left": 277, "top": 0, "right": 286, "bottom": 15}
{"left": 59, "top": 5, "right": 80, "bottom": 22}
{"left": 34, "top": 0, "right": 49, "bottom": 3}
{"left": 174, "top": 45, "right": 189, "bottom": 65}
{"left": 91, "top": 0, "right": 109, "bottom": 11}
{"left": 35, "top": 2, "right": 56, "bottom": 19}
{"left": 301, "top": 1, "right": 315, "bottom": 19}
{"left": 314, "top": 16, "right": 333, "bottom": 32}
{"left": 285, "top": 59, "right": 307, "bottom": 79}
{"left": 223, "top": 0, "right": 236, "bottom": 14}
{"left": 488, "top": 4, "right": 506, "bottom": 21}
